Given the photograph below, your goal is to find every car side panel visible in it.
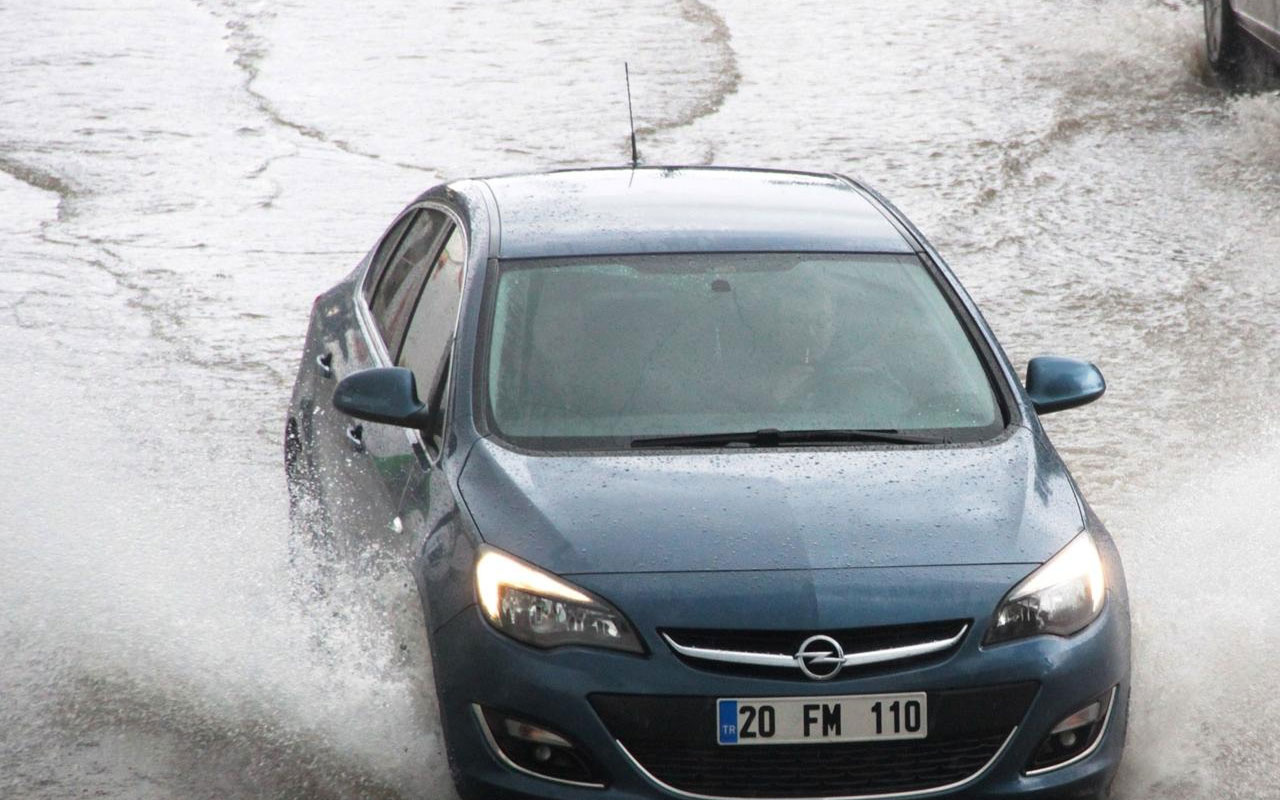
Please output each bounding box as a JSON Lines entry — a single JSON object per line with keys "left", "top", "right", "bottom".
{"left": 406, "top": 455, "right": 479, "bottom": 634}
{"left": 1235, "top": 0, "right": 1280, "bottom": 54}
{"left": 294, "top": 182, "right": 494, "bottom": 636}
{"left": 289, "top": 290, "right": 340, "bottom": 490}
{"left": 366, "top": 184, "right": 493, "bottom": 635}
{"left": 1267, "top": 1, "right": 1280, "bottom": 47}
{"left": 291, "top": 277, "right": 365, "bottom": 518}
{"left": 305, "top": 279, "right": 415, "bottom": 557}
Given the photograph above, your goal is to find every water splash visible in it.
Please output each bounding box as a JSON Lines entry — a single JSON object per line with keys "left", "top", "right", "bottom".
{"left": 0, "top": 371, "right": 450, "bottom": 797}
{"left": 1112, "top": 432, "right": 1280, "bottom": 800}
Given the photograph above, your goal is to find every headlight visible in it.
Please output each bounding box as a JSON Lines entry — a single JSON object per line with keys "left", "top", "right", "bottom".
{"left": 475, "top": 546, "right": 643, "bottom": 653}
{"left": 985, "top": 532, "right": 1106, "bottom": 645}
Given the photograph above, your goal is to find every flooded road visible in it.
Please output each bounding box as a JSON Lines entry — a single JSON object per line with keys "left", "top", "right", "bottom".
{"left": 2, "top": 0, "right": 1278, "bottom": 797}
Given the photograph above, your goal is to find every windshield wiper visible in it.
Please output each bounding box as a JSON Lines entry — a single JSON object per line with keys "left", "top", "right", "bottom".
{"left": 630, "top": 428, "right": 946, "bottom": 449}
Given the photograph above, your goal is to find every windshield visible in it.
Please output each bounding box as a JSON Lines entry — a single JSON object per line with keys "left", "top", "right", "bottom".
{"left": 483, "top": 253, "right": 1004, "bottom": 449}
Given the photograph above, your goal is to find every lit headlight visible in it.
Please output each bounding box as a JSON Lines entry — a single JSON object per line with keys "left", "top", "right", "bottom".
{"left": 985, "top": 532, "right": 1106, "bottom": 645}
{"left": 475, "top": 546, "right": 643, "bottom": 653}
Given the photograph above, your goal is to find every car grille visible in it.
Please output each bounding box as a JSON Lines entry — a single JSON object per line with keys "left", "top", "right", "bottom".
{"left": 662, "top": 619, "right": 970, "bottom": 679}
{"left": 591, "top": 683, "right": 1037, "bottom": 799}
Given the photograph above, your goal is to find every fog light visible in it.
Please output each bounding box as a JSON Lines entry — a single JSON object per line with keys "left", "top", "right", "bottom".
{"left": 1051, "top": 699, "right": 1101, "bottom": 734}
{"left": 504, "top": 717, "right": 573, "bottom": 747}
{"left": 474, "top": 705, "right": 606, "bottom": 788}
{"left": 1026, "top": 687, "right": 1117, "bottom": 775}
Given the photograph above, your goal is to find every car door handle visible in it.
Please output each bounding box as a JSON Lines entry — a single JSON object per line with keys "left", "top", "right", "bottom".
{"left": 316, "top": 351, "right": 333, "bottom": 378}
{"left": 345, "top": 424, "right": 364, "bottom": 449}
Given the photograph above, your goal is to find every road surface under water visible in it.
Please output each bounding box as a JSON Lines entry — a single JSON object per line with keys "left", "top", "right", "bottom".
{"left": 2, "top": 0, "right": 1278, "bottom": 797}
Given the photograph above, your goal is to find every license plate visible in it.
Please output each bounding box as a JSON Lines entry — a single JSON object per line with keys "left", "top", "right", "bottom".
{"left": 716, "top": 692, "right": 928, "bottom": 745}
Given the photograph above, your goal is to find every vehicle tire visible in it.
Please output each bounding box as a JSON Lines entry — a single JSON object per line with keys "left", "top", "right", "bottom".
{"left": 1205, "top": 0, "right": 1244, "bottom": 76}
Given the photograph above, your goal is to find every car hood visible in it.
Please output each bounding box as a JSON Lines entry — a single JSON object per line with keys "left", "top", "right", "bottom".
{"left": 457, "top": 425, "right": 1083, "bottom": 575}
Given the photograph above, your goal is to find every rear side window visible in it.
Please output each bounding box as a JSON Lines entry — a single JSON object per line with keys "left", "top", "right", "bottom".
{"left": 368, "top": 209, "right": 449, "bottom": 357}
{"left": 399, "top": 227, "right": 467, "bottom": 451}
{"left": 362, "top": 210, "right": 417, "bottom": 304}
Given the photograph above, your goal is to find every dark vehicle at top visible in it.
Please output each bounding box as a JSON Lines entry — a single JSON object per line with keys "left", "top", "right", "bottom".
{"left": 285, "top": 167, "right": 1130, "bottom": 799}
{"left": 1205, "top": 0, "right": 1280, "bottom": 74}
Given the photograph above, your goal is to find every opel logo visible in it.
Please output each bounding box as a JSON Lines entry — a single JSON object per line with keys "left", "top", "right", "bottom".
{"left": 795, "top": 634, "right": 845, "bottom": 680}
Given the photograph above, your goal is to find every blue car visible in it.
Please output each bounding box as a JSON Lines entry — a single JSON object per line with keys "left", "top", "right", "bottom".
{"left": 285, "top": 167, "right": 1129, "bottom": 800}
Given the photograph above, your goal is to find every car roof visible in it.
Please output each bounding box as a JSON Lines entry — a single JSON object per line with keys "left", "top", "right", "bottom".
{"left": 477, "top": 167, "right": 915, "bottom": 259}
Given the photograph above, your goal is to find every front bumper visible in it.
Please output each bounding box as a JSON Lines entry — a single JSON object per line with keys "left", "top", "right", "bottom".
{"left": 429, "top": 585, "right": 1129, "bottom": 800}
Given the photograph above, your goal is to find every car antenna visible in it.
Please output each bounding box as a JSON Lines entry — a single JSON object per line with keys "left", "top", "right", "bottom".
{"left": 625, "top": 62, "right": 639, "bottom": 169}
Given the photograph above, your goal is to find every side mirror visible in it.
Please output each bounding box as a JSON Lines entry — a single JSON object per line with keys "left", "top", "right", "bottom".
{"left": 1024, "top": 357, "right": 1105, "bottom": 415}
{"left": 333, "top": 367, "right": 432, "bottom": 428}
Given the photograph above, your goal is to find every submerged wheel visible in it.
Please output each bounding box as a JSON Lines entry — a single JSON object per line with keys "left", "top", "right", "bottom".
{"left": 1205, "top": 0, "right": 1243, "bottom": 76}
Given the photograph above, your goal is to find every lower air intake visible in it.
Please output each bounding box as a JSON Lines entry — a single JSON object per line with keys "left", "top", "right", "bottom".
{"left": 592, "top": 682, "right": 1037, "bottom": 799}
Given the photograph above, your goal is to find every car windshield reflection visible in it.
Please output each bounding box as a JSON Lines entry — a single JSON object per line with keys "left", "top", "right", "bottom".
{"left": 483, "top": 252, "right": 1004, "bottom": 450}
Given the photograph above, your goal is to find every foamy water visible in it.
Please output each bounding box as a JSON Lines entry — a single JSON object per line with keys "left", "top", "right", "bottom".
{"left": 2, "top": 0, "right": 1278, "bottom": 797}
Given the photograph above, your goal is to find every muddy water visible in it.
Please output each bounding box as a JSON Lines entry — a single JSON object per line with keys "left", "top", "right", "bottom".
{"left": 2, "top": 1, "right": 1278, "bottom": 797}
